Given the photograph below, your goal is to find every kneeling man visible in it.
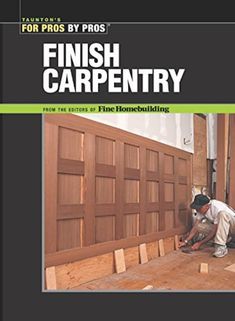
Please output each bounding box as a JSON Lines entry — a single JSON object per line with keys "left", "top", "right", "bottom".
{"left": 179, "top": 194, "right": 235, "bottom": 258}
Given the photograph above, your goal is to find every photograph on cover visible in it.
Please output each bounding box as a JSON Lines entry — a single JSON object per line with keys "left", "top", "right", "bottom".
{"left": 43, "top": 112, "right": 235, "bottom": 291}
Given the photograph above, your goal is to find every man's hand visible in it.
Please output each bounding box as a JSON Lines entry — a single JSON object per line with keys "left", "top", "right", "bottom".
{"left": 191, "top": 242, "right": 202, "bottom": 250}
{"left": 178, "top": 241, "right": 187, "bottom": 248}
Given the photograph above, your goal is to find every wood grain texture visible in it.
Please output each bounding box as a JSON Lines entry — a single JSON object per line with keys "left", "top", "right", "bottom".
{"left": 147, "top": 181, "right": 159, "bottom": 202}
{"left": 59, "top": 127, "right": 84, "bottom": 161}
{"left": 174, "top": 156, "right": 180, "bottom": 228}
{"left": 84, "top": 133, "right": 95, "bottom": 246}
{"left": 139, "top": 146, "right": 146, "bottom": 235}
{"left": 164, "top": 154, "right": 174, "bottom": 174}
{"left": 159, "top": 239, "right": 165, "bottom": 257}
{"left": 146, "top": 149, "right": 159, "bottom": 172}
{"left": 165, "top": 210, "right": 175, "bottom": 231}
{"left": 124, "top": 246, "right": 139, "bottom": 269}
{"left": 146, "top": 241, "right": 159, "bottom": 260}
{"left": 158, "top": 152, "right": 165, "bottom": 231}
{"left": 224, "top": 263, "right": 235, "bottom": 273}
{"left": 55, "top": 252, "right": 114, "bottom": 289}
{"left": 47, "top": 233, "right": 183, "bottom": 289}
{"left": 45, "top": 114, "right": 192, "bottom": 264}
{"left": 174, "top": 235, "right": 179, "bottom": 250}
{"left": 45, "top": 266, "right": 57, "bottom": 290}
{"left": 96, "top": 136, "right": 115, "bottom": 165}
{"left": 124, "top": 213, "right": 139, "bottom": 238}
{"left": 58, "top": 159, "right": 84, "bottom": 175}
{"left": 58, "top": 174, "right": 84, "bottom": 205}
{"left": 125, "top": 180, "right": 139, "bottom": 203}
{"left": 146, "top": 212, "right": 159, "bottom": 234}
{"left": 115, "top": 140, "right": 124, "bottom": 240}
{"left": 95, "top": 216, "right": 115, "bottom": 243}
{"left": 200, "top": 263, "right": 208, "bottom": 274}
{"left": 114, "top": 249, "right": 126, "bottom": 273}
{"left": 45, "top": 226, "right": 187, "bottom": 267}
{"left": 139, "top": 243, "right": 148, "bottom": 264}
{"left": 164, "top": 183, "right": 174, "bottom": 202}
{"left": 164, "top": 237, "right": 175, "bottom": 254}
{"left": 96, "top": 177, "right": 115, "bottom": 204}
{"left": 57, "top": 218, "right": 83, "bottom": 251}
{"left": 125, "top": 143, "right": 139, "bottom": 169}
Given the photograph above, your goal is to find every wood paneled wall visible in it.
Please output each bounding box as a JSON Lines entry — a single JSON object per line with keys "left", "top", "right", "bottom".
{"left": 45, "top": 114, "right": 192, "bottom": 266}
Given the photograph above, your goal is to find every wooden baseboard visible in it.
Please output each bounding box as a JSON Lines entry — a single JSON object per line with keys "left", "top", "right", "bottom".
{"left": 45, "top": 226, "right": 187, "bottom": 267}
{"left": 45, "top": 234, "right": 183, "bottom": 290}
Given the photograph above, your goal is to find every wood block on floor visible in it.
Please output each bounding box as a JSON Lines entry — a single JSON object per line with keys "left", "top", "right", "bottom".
{"left": 159, "top": 239, "right": 165, "bottom": 257}
{"left": 200, "top": 263, "right": 208, "bottom": 274}
{"left": 139, "top": 243, "right": 148, "bottom": 264}
{"left": 174, "top": 235, "right": 179, "bottom": 250}
{"left": 224, "top": 263, "right": 235, "bottom": 272}
{"left": 142, "top": 285, "right": 153, "bottom": 290}
{"left": 45, "top": 266, "right": 57, "bottom": 290}
{"left": 114, "top": 249, "right": 126, "bottom": 273}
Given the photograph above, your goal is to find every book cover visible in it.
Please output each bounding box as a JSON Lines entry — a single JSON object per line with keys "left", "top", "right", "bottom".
{"left": 1, "top": 1, "right": 235, "bottom": 320}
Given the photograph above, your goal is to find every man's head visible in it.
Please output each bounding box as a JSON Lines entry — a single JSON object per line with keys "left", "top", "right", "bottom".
{"left": 190, "top": 194, "right": 210, "bottom": 215}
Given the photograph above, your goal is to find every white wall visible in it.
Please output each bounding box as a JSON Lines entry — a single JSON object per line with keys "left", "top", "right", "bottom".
{"left": 75, "top": 113, "right": 194, "bottom": 153}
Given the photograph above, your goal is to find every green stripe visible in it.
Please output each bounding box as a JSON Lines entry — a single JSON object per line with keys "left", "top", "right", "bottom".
{"left": 0, "top": 104, "right": 235, "bottom": 113}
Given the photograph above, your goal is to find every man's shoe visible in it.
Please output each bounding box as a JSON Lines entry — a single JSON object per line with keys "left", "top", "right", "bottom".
{"left": 213, "top": 244, "right": 228, "bottom": 258}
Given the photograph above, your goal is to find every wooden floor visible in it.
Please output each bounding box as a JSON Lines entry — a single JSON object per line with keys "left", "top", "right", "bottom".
{"left": 73, "top": 247, "right": 235, "bottom": 291}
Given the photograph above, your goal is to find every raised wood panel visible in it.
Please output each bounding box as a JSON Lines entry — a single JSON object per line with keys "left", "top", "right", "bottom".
{"left": 58, "top": 174, "right": 84, "bottom": 205}
{"left": 96, "top": 177, "right": 115, "bottom": 204}
{"left": 125, "top": 179, "right": 139, "bottom": 203}
{"left": 96, "top": 136, "right": 115, "bottom": 165}
{"left": 59, "top": 127, "right": 84, "bottom": 161}
{"left": 178, "top": 158, "right": 187, "bottom": 175}
{"left": 147, "top": 181, "right": 159, "bottom": 202}
{"left": 124, "top": 213, "right": 139, "bottom": 238}
{"left": 95, "top": 216, "right": 115, "bottom": 243}
{"left": 146, "top": 149, "right": 159, "bottom": 171}
{"left": 164, "top": 154, "right": 174, "bottom": 174}
{"left": 164, "top": 182, "right": 174, "bottom": 202}
{"left": 124, "top": 143, "right": 139, "bottom": 169}
{"left": 57, "top": 218, "right": 83, "bottom": 251}
{"left": 165, "top": 210, "right": 174, "bottom": 230}
{"left": 146, "top": 212, "right": 159, "bottom": 233}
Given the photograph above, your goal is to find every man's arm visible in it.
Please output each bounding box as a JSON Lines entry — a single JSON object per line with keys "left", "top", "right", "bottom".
{"left": 178, "top": 221, "right": 200, "bottom": 248}
{"left": 191, "top": 224, "right": 217, "bottom": 250}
